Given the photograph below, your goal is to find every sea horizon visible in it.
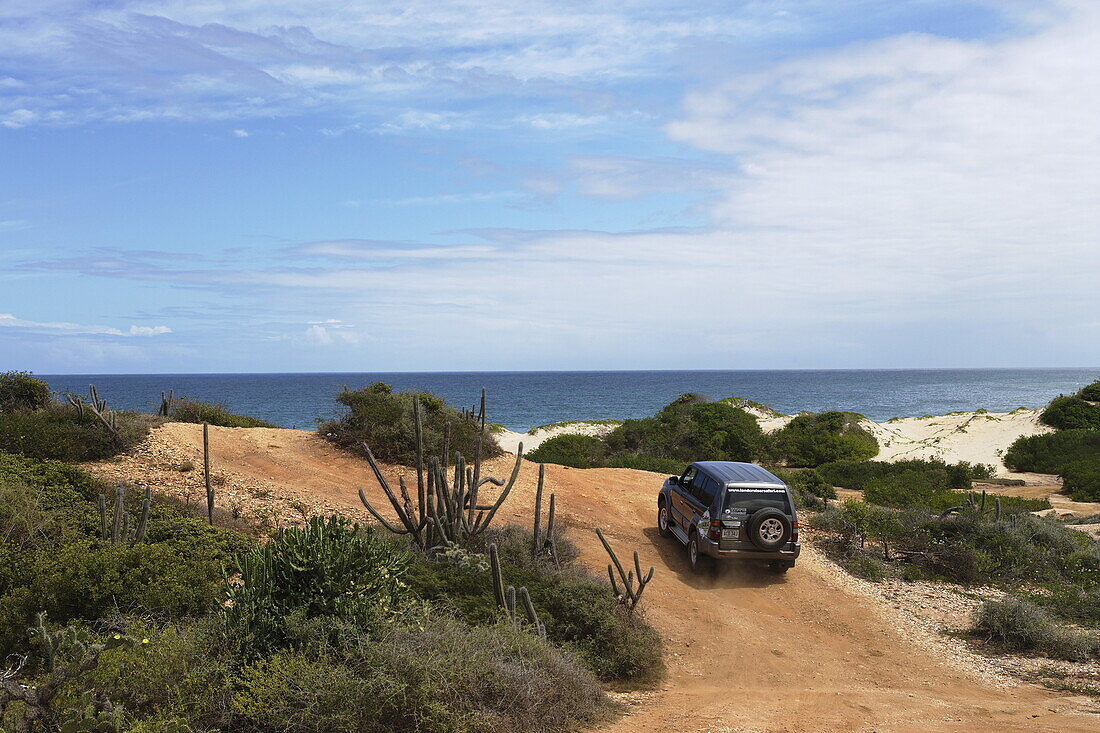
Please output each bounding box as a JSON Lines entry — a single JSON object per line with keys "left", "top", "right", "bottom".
{"left": 36, "top": 367, "right": 1100, "bottom": 433}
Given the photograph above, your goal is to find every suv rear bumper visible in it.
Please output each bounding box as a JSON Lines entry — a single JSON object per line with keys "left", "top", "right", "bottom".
{"left": 698, "top": 535, "right": 801, "bottom": 562}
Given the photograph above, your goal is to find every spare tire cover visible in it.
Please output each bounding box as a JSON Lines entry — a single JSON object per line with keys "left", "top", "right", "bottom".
{"left": 748, "top": 508, "right": 792, "bottom": 550}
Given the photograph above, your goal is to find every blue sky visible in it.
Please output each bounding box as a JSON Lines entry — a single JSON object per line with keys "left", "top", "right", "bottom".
{"left": 1, "top": 0, "right": 1097, "bottom": 373}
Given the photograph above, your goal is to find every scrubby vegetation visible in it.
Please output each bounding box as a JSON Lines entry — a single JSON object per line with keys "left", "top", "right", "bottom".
{"left": 973, "top": 597, "right": 1099, "bottom": 661}
{"left": 527, "top": 394, "right": 763, "bottom": 474}
{"left": 1004, "top": 429, "right": 1100, "bottom": 474}
{"left": 0, "top": 371, "right": 52, "bottom": 412}
{"left": 1, "top": 393, "right": 659, "bottom": 731}
{"left": 603, "top": 393, "right": 763, "bottom": 464}
{"left": 769, "top": 411, "right": 878, "bottom": 467}
{"left": 527, "top": 434, "right": 607, "bottom": 468}
{"left": 0, "top": 372, "right": 155, "bottom": 462}
{"left": 168, "top": 399, "right": 277, "bottom": 429}
{"left": 1040, "top": 395, "right": 1100, "bottom": 431}
{"left": 1006, "top": 378, "right": 1100, "bottom": 502}
{"left": 318, "top": 382, "right": 503, "bottom": 465}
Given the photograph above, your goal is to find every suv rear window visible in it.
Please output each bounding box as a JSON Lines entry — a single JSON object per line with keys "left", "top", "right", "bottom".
{"left": 722, "top": 487, "right": 791, "bottom": 514}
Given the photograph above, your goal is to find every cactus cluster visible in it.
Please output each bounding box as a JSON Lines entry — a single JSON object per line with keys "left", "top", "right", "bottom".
{"left": 0, "top": 612, "right": 146, "bottom": 732}
{"left": 66, "top": 384, "right": 123, "bottom": 446}
{"left": 939, "top": 488, "right": 1003, "bottom": 522}
{"left": 358, "top": 390, "right": 522, "bottom": 552}
{"left": 531, "top": 464, "right": 560, "bottom": 565}
{"left": 97, "top": 483, "right": 151, "bottom": 545}
{"left": 158, "top": 389, "right": 179, "bottom": 417}
{"left": 489, "top": 543, "right": 545, "bottom": 639}
{"left": 595, "top": 528, "right": 654, "bottom": 614}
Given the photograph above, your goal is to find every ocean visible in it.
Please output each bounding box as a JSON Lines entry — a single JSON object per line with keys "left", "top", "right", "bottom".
{"left": 36, "top": 369, "right": 1098, "bottom": 432}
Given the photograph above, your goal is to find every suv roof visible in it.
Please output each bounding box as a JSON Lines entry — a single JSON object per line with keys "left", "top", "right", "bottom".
{"left": 693, "top": 461, "right": 785, "bottom": 486}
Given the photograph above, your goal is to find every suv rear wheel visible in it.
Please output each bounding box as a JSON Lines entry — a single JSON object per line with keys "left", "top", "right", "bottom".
{"left": 687, "top": 532, "right": 710, "bottom": 573}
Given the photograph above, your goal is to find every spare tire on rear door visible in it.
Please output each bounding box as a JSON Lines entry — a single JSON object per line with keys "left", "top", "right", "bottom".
{"left": 748, "top": 508, "right": 791, "bottom": 550}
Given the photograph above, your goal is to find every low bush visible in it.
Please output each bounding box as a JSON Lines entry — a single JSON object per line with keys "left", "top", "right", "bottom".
{"left": 0, "top": 406, "right": 154, "bottom": 462}
{"left": 813, "top": 500, "right": 1093, "bottom": 587}
{"left": 222, "top": 517, "right": 414, "bottom": 656}
{"left": 81, "top": 617, "right": 237, "bottom": 729}
{"left": 318, "top": 382, "right": 502, "bottom": 465}
{"left": 973, "top": 597, "right": 1098, "bottom": 661}
{"left": 233, "top": 617, "right": 607, "bottom": 733}
{"left": 1040, "top": 396, "right": 1100, "bottom": 431}
{"left": 0, "top": 451, "right": 253, "bottom": 655}
{"left": 0, "top": 371, "right": 52, "bottom": 412}
{"left": 603, "top": 394, "right": 762, "bottom": 464}
{"left": 818, "top": 458, "right": 993, "bottom": 492}
{"left": 1062, "top": 461, "right": 1100, "bottom": 502}
{"left": 169, "top": 398, "right": 277, "bottom": 428}
{"left": 1004, "top": 430, "right": 1100, "bottom": 473}
{"left": 772, "top": 468, "right": 835, "bottom": 510}
{"left": 1078, "top": 379, "right": 1100, "bottom": 402}
{"left": 402, "top": 527, "right": 663, "bottom": 685}
{"left": 770, "top": 412, "right": 878, "bottom": 467}
{"left": 526, "top": 434, "right": 606, "bottom": 468}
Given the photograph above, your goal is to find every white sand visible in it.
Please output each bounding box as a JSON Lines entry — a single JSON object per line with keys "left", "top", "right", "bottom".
{"left": 856, "top": 409, "right": 1052, "bottom": 471}
{"left": 495, "top": 420, "right": 621, "bottom": 454}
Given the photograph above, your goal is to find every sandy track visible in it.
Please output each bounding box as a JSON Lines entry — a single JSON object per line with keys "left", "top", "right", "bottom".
{"left": 88, "top": 424, "right": 1098, "bottom": 732}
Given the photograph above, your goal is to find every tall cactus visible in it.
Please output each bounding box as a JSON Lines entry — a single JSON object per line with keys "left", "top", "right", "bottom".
{"left": 488, "top": 543, "right": 545, "bottom": 639}
{"left": 203, "top": 422, "right": 214, "bottom": 525}
{"left": 358, "top": 390, "right": 523, "bottom": 552}
{"left": 97, "top": 483, "right": 151, "bottom": 545}
{"left": 595, "top": 527, "right": 654, "bottom": 613}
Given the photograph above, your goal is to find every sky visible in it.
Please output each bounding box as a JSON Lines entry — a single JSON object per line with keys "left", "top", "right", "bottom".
{"left": 1, "top": 0, "right": 1098, "bottom": 373}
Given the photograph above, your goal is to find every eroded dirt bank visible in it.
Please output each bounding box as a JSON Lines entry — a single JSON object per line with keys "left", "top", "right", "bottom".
{"left": 86, "top": 423, "right": 1099, "bottom": 732}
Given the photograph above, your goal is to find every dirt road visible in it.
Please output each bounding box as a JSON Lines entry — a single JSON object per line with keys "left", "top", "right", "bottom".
{"left": 89, "top": 424, "right": 1099, "bottom": 732}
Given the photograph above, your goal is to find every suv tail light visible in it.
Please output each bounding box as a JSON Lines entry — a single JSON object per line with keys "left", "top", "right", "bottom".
{"left": 791, "top": 520, "right": 799, "bottom": 543}
{"left": 708, "top": 520, "right": 721, "bottom": 541}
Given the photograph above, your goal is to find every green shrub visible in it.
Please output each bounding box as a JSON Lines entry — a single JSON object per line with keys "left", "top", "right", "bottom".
{"left": 0, "top": 406, "right": 154, "bottom": 462}
{"left": 526, "top": 434, "right": 606, "bottom": 468}
{"left": 235, "top": 617, "right": 607, "bottom": 733}
{"left": 169, "top": 399, "right": 277, "bottom": 428}
{"left": 222, "top": 517, "right": 413, "bottom": 655}
{"left": 233, "top": 650, "right": 398, "bottom": 733}
{"left": 1078, "top": 380, "right": 1100, "bottom": 402}
{"left": 818, "top": 458, "right": 991, "bottom": 492}
{"left": 1040, "top": 396, "right": 1100, "bottom": 430}
{"left": 1062, "top": 461, "right": 1100, "bottom": 502}
{"left": 82, "top": 617, "right": 236, "bottom": 729}
{"left": 973, "top": 597, "right": 1098, "bottom": 661}
{"left": 772, "top": 468, "right": 835, "bottom": 510}
{"left": 770, "top": 412, "right": 878, "bottom": 467}
{"left": 1004, "top": 430, "right": 1100, "bottom": 473}
{"left": 318, "top": 383, "right": 501, "bottom": 465}
{"left": 602, "top": 395, "right": 762, "bottom": 464}
{"left": 402, "top": 531, "right": 663, "bottom": 685}
{"left": 0, "top": 371, "right": 51, "bottom": 412}
{"left": 0, "top": 452, "right": 253, "bottom": 654}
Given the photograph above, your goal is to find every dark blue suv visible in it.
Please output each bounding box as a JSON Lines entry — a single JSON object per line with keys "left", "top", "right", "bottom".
{"left": 657, "top": 461, "right": 800, "bottom": 573}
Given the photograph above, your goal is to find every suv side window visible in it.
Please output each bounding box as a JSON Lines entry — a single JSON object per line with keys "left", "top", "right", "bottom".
{"left": 679, "top": 466, "right": 696, "bottom": 491}
{"left": 695, "top": 475, "right": 718, "bottom": 507}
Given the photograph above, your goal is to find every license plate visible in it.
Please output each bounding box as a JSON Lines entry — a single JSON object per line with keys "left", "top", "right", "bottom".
{"left": 721, "top": 529, "right": 738, "bottom": 539}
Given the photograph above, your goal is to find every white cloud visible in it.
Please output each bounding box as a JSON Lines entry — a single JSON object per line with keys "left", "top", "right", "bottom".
{"left": 0, "top": 313, "right": 172, "bottom": 337}
{"left": 304, "top": 320, "right": 360, "bottom": 346}
{"left": 0, "top": 219, "right": 31, "bottom": 232}
{"left": 232, "top": 128, "right": 250, "bottom": 137}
